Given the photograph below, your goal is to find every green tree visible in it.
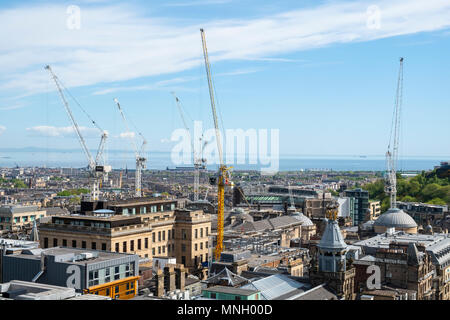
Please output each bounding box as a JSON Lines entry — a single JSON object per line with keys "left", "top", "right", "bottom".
{"left": 426, "top": 198, "right": 447, "bottom": 206}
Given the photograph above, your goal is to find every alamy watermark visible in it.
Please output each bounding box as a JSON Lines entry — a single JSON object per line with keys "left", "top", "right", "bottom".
{"left": 366, "top": 5, "right": 381, "bottom": 30}
{"left": 170, "top": 121, "right": 279, "bottom": 175}
{"left": 366, "top": 265, "right": 381, "bottom": 290}
{"left": 67, "top": 5, "right": 81, "bottom": 30}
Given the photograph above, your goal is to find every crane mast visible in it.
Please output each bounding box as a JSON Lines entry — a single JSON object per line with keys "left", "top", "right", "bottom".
{"left": 172, "top": 92, "right": 207, "bottom": 202}
{"left": 45, "top": 65, "right": 110, "bottom": 201}
{"left": 200, "top": 28, "right": 231, "bottom": 261}
{"left": 385, "top": 57, "right": 404, "bottom": 209}
{"left": 288, "top": 182, "right": 296, "bottom": 211}
{"left": 114, "top": 98, "right": 147, "bottom": 198}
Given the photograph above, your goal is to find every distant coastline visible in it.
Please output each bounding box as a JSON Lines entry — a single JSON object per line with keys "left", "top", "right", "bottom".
{"left": 0, "top": 149, "right": 445, "bottom": 172}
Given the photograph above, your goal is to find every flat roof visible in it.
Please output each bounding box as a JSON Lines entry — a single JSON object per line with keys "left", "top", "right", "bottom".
{"left": 203, "top": 285, "right": 259, "bottom": 296}
{"left": 12, "top": 247, "right": 138, "bottom": 265}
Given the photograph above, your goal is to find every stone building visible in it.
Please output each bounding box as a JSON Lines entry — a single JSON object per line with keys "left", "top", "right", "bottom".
{"left": 354, "top": 243, "right": 434, "bottom": 300}
{"left": 353, "top": 231, "right": 450, "bottom": 300}
{"left": 38, "top": 206, "right": 211, "bottom": 273}
{"left": 0, "top": 205, "right": 46, "bottom": 233}
{"left": 309, "top": 210, "right": 356, "bottom": 300}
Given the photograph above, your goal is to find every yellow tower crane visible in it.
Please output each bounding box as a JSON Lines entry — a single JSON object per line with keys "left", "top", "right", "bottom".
{"left": 200, "top": 28, "right": 232, "bottom": 261}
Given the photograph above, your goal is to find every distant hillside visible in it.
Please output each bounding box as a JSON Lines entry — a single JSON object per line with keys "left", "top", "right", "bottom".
{"left": 362, "top": 169, "right": 450, "bottom": 212}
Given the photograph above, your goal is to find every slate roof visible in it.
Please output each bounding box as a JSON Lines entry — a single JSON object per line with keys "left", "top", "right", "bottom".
{"left": 318, "top": 219, "right": 347, "bottom": 252}
{"left": 294, "top": 284, "right": 339, "bottom": 300}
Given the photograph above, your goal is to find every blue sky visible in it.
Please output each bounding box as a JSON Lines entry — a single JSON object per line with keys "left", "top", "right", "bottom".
{"left": 0, "top": 0, "right": 449, "bottom": 160}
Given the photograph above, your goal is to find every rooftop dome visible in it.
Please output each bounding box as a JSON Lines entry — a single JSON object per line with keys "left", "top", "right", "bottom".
{"left": 373, "top": 208, "right": 417, "bottom": 229}
{"left": 291, "top": 212, "right": 314, "bottom": 227}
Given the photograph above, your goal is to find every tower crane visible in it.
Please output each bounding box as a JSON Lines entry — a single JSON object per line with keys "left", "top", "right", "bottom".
{"left": 288, "top": 182, "right": 296, "bottom": 212}
{"left": 201, "top": 28, "right": 233, "bottom": 261}
{"left": 385, "top": 57, "right": 404, "bottom": 209}
{"left": 171, "top": 92, "right": 207, "bottom": 202}
{"left": 45, "top": 65, "right": 110, "bottom": 201}
{"left": 114, "top": 98, "right": 147, "bottom": 198}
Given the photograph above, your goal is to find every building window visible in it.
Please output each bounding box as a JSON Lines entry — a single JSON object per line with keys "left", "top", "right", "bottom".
{"left": 92, "top": 242, "right": 97, "bottom": 250}
{"left": 152, "top": 233, "right": 155, "bottom": 242}
{"left": 138, "top": 239, "right": 141, "bottom": 250}
{"left": 168, "top": 230, "right": 171, "bottom": 240}
{"left": 211, "top": 293, "right": 216, "bottom": 299}
{"left": 72, "top": 240, "right": 77, "bottom": 248}
{"left": 145, "top": 238, "right": 148, "bottom": 249}
{"left": 182, "top": 244, "right": 186, "bottom": 252}
{"left": 101, "top": 243, "right": 106, "bottom": 251}
{"left": 205, "top": 241, "right": 208, "bottom": 248}
{"left": 206, "top": 227, "right": 209, "bottom": 236}
{"left": 195, "top": 229, "right": 198, "bottom": 239}
{"left": 152, "top": 248, "right": 155, "bottom": 255}
{"left": 182, "top": 229, "right": 187, "bottom": 240}
{"left": 195, "top": 243, "right": 198, "bottom": 251}
{"left": 181, "top": 256, "right": 186, "bottom": 265}
{"left": 167, "top": 245, "right": 170, "bottom": 253}
{"left": 130, "top": 240, "right": 134, "bottom": 252}
{"left": 200, "top": 228, "right": 203, "bottom": 238}
{"left": 82, "top": 241, "right": 86, "bottom": 249}
{"left": 158, "top": 231, "right": 161, "bottom": 242}
{"left": 53, "top": 238, "right": 58, "bottom": 247}
{"left": 162, "top": 231, "right": 165, "bottom": 241}
{"left": 44, "top": 237, "right": 48, "bottom": 248}
{"left": 62, "top": 239, "right": 67, "bottom": 247}
{"left": 162, "top": 246, "right": 165, "bottom": 254}
{"left": 200, "top": 243, "right": 203, "bottom": 250}
{"left": 123, "top": 241, "right": 127, "bottom": 252}
{"left": 158, "top": 246, "right": 161, "bottom": 254}
{"left": 115, "top": 243, "right": 120, "bottom": 252}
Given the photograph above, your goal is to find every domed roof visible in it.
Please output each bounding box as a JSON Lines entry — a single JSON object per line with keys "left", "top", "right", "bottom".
{"left": 318, "top": 219, "right": 347, "bottom": 251}
{"left": 374, "top": 208, "right": 417, "bottom": 229}
{"left": 291, "top": 212, "right": 314, "bottom": 227}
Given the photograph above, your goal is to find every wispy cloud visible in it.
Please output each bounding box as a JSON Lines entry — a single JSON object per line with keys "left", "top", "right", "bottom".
{"left": 0, "top": 104, "right": 25, "bottom": 111}
{"left": 26, "top": 125, "right": 100, "bottom": 138}
{"left": 163, "top": 0, "right": 232, "bottom": 7}
{"left": 1, "top": 0, "right": 450, "bottom": 98}
{"left": 118, "top": 131, "right": 135, "bottom": 139}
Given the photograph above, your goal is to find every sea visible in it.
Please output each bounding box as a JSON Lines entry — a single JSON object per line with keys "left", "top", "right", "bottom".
{"left": 0, "top": 150, "right": 446, "bottom": 172}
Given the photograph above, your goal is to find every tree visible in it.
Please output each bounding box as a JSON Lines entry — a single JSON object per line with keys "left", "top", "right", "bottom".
{"left": 401, "top": 195, "right": 417, "bottom": 202}
{"left": 426, "top": 198, "right": 447, "bottom": 206}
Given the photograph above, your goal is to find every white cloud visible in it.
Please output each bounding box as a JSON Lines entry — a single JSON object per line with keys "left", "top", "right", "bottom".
{"left": 0, "top": 0, "right": 450, "bottom": 97}
{"left": 26, "top": 125, "right": 100, "bottom": 138}
{"left": 163, "top": 0, "right": 232, "bottom": 7}
{"left": 0, "top": 125, "right": 5, "bottom": 135}
{"left": 119, "top": 131, "right": 135, "bottom": 139}
{"left": 0, "top": 104, "right": 25, "bottom": 111}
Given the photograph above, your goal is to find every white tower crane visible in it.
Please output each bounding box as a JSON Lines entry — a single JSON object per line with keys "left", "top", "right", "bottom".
{"left": 171, "top": 92, "right": 207, "bottom": 202}
{"left": 385, "top": 57, "right": 404, "bottom": 209}
{"left": 288, "top": 182, "right": 296, "bottom": 212}
{"left": 45, "top": 65, "right": 111, "bottom": 201}
{"left": 114, "top": 98, "right": 147, "bottom": 198}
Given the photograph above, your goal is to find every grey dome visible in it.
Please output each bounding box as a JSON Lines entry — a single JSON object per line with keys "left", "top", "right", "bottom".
{"left": 291, "top": 212, "right": 314, "bottom": 227}
{"left": 318, "top": 219, "right": 347, "bottom": 252}
{"left": 374, "top": 208, "right": 417, "bottom": 229}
